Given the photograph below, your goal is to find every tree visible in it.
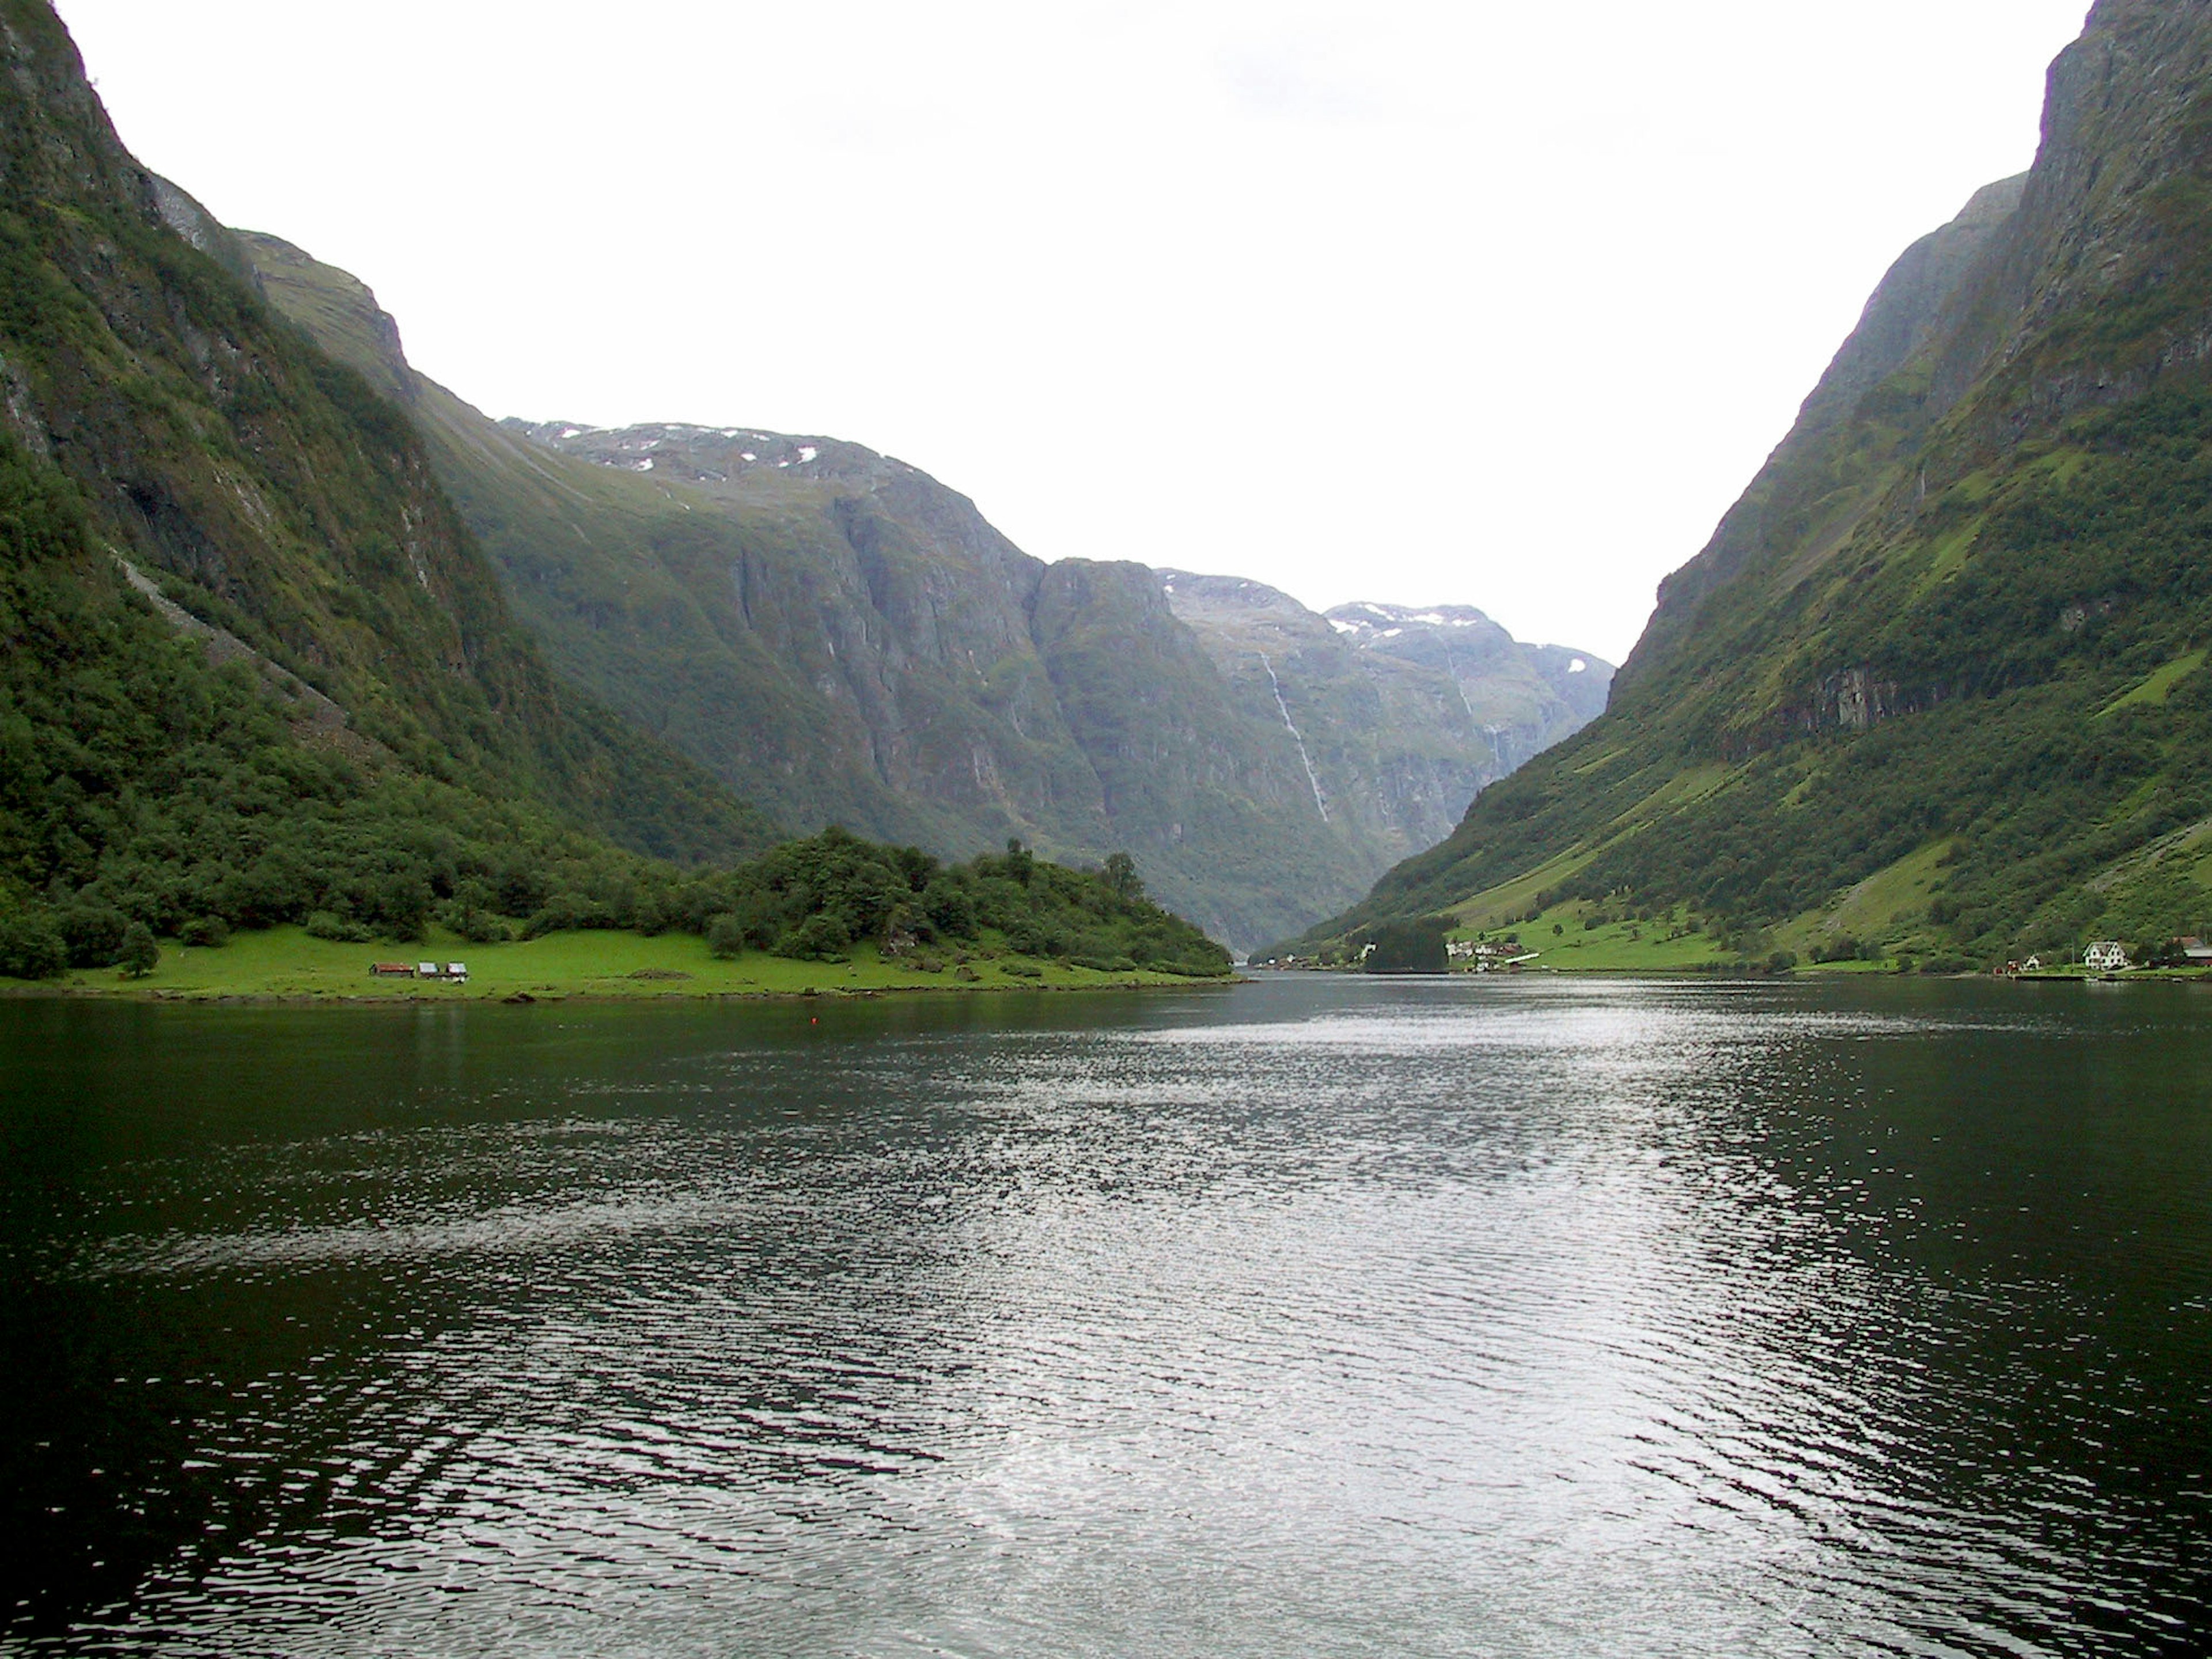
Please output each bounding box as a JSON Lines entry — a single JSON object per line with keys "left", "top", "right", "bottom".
{"left": 0, "top": 909, "right": 67, "bottom": 980}
{"left": 1102, "top": 851, "right": 1143, "bottom": 900}
{"left": 1364, "top": 916, "right": 1449, "bottom": 975}
{"left": 116, "top": 921, "right": 159, "bottom": 979}
{"left": 704, "top": 912, "right": 748, "bottom": 959}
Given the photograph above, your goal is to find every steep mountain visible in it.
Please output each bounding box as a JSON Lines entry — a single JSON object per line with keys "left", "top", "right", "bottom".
{"left": 1293, "top": 0, "right": 2212, "bottom": 969}
{"left": 227, "top": 232, "right": 1611, "bottom": 948}
{"left": 1157, "top": 574, "right": 1610, "bottom": 850}
{"left": 0, "top": 0, "right": 799, "bottom": 972}
{"left": 0, "top": 0, "right": 771, "bottom": 864}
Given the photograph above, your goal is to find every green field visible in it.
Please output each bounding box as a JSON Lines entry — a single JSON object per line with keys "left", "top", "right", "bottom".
{"left": 1454, "top": 903, "right": 1734, "bottom": 973}
{"left": 0, "top": 926, "right": 1221, "bottom": 1003}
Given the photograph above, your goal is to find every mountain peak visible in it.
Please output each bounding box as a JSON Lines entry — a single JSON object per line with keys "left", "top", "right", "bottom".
{"left": 504, "top": 419, "right": 892, "bottom": 488}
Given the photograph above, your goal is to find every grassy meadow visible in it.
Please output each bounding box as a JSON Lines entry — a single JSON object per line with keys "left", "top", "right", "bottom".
{"left": 2, "top": 925, "right": 1219, "bottom": 1003}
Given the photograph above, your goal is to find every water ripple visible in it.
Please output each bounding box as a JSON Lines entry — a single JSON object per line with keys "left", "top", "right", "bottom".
{"left": 6, "top": 976, "right": 2209, "bottom": 1657}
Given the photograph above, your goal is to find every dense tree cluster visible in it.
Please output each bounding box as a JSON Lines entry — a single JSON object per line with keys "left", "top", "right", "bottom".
{"left": 666, "top": 831, "right": 1227, "bottom": 975}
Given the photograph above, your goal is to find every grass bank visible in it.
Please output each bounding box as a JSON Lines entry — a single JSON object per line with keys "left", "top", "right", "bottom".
{"left": 0, "top": 925, "right": 1227, "bottom": 1003}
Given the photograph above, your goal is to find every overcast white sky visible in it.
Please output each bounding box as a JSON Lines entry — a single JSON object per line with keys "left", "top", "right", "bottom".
{"left": 57, "top": 0, "right": 2090, "bottom": 661}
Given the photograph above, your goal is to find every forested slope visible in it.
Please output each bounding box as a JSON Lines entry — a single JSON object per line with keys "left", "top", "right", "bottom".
{"left": 0, "top": 0, "right": 772, "bottom": 860}
{"left": 0, "top": 0, "right": 758, "bottom": 971}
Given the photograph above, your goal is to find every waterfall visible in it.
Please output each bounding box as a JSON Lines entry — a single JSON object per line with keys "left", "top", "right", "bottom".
{"left": 1260, "top": 653, "right": 1330, "bottom": 823}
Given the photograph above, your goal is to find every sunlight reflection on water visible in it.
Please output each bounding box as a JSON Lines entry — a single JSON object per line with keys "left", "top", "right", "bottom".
{"left": 8, "top": 976, "right": 2210, "bottom": 1657}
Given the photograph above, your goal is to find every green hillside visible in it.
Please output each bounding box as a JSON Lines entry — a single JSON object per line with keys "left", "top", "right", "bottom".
{"left": 1288, "top": 0, "right": 2212, "bottom": 971}
{"left": 0, "top": 0, "right": 771, "bottom": 868}
{"left": 0, "top": 0, "right": 1224, "bottom": 986}
{"left": 0, "top": 402, "right": 1223, "bottom": 983}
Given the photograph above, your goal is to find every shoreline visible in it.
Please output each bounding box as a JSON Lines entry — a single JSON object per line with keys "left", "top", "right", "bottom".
{"left": 0, "top": 925, "right": 1236, "bottom": 1007}
{"left": 0, "top": 976, "right": 1236, "bottom": 1009}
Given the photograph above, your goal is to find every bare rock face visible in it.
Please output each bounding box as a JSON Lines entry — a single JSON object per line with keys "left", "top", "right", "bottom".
{"left": 1158, "top": 574, "right": 1615, "bottom": 857}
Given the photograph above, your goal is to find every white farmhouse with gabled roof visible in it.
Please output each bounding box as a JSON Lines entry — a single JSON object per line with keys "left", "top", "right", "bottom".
{"left": 2083, "top": 941, "right": 2130, "bottom": 972}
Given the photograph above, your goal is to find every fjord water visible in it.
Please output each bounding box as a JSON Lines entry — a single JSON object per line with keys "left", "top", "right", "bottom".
{"left": 2, "top": 979, "right": 2209, "bottom": 1657}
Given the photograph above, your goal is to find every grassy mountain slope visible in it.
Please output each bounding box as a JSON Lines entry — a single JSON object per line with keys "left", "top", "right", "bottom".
{"left": 0, "top": 0, "right": 804, "bottom": 974}
{"left": 1293, "top": 0, "right": 2212, "bottom": 969}
{"left": 226, "top": 232, "right": 1608, "bottom": 949}
{"left": 0, "top": 0, "right": 773, "bottom": 872}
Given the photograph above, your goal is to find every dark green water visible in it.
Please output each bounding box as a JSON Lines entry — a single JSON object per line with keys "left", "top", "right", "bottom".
{"left": 2, "top": 975, "right": 2209, "bottom": 1657}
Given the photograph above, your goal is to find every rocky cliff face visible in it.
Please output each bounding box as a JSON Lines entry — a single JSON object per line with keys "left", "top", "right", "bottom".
{"left": 1158, "top": 575, "right": 1611, "bottom": 853}
{"left": 233, "top": 237, "right": 1612, "bottom": 948}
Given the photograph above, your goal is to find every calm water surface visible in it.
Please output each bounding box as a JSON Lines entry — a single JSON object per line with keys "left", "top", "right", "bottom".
{"left": 2, "top": 975, "right": 2210, "bottom": 1656}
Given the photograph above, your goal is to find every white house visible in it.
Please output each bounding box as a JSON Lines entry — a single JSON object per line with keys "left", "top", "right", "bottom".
{"left": 2083, "top": 941, "right": 2130, "bottom": 972}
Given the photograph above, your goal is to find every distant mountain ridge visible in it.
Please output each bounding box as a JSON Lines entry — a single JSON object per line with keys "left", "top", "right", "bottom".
{"left": 225, "top": 230, "right": 1612, "bottom": 948}
{"left": 1291, "top": 0, "right": 2212, "bottom": 969}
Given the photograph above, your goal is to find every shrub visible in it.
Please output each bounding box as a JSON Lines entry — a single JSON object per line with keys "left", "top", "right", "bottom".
{"left": 56, "top": 903, "right": 130, "bottom": 968}
{"left": 0, "top": 908, "right": 67, "bottom": 980}
{"left": 435, "top": 902, "right": 512, "bottom": 944}
{"left": 774, "top": 912, "right": 851, "bottom": 962}
{"left": 1002, "top": 959, "right": 1044, "bottom": 978}
{"left": 921, "top": 877, "right": 976, "bottom": 937}
{"left": 704, "top": 912, "right": 748, "bottom": 959}
{"left": 305, "top": 910, "right": 374, "bottom": 944}
{"left": 116, "top": 921, "right": 159, "bottom": 979}
{"left": 522, "top": 895, "right": 620, "bottom": 940}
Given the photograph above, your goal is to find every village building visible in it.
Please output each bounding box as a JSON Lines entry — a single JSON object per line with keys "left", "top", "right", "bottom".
{"left": 2083, "top": 941, "right": 2130, "bottom": 972}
